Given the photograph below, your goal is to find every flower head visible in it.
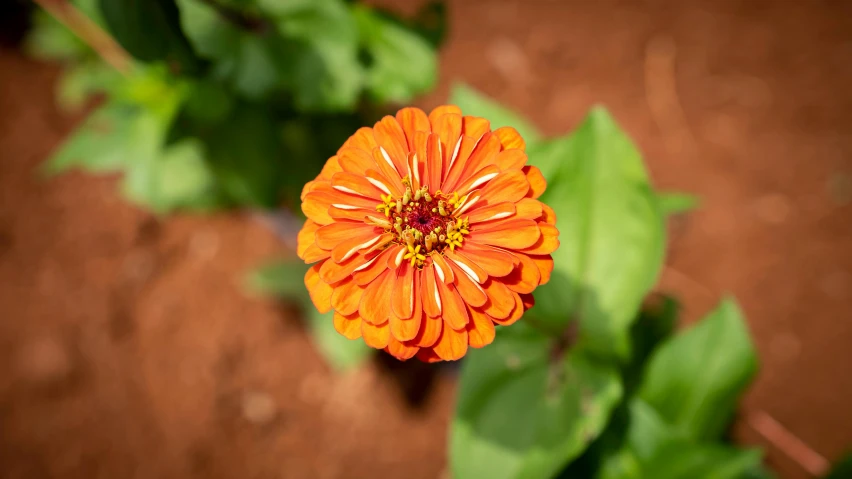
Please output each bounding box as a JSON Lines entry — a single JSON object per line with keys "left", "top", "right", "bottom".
{"left": 298, "top": 106, "right": 559, "bottom": 362}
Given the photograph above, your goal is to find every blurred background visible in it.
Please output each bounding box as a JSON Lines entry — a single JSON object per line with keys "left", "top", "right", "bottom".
{"left": 0, "top": 0, "right": 850, "bottom": 478}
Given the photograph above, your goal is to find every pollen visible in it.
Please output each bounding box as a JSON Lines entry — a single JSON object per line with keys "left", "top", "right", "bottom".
{"left": 375, "top": 177, "right": 471, "bottom": 266}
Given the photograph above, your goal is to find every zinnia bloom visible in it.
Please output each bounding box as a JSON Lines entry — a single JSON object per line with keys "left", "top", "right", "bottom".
{"left": 297, "top": 105, "right": 559, "bottom": 362}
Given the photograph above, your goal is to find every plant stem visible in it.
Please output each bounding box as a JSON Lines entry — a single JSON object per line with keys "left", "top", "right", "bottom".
{"left": 33, "top": 0, "right": 132, "bottom": 74}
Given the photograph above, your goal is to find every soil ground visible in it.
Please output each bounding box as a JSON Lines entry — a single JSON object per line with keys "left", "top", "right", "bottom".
{"left": 1, "top": 1, "right": 851, "bottom": 478}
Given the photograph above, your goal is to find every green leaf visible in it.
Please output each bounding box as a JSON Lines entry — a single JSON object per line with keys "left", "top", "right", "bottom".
{"left": 642, "top": 442, "right": 763, "bottom": 479}
{"left": 55, "top": 61, "right": 122, "bottom": 112}
{"left": 99, "top": 0, "right": 200, "bottom": 70}
{"left": 531, "top": 107, "right": 665, "bottom": 359}
{"left": 245, "top": 260, "right": 310, "bottom": 302}
{"left": 353, "top": 5, "right": 438, "bottom": 103}
{"left": 639, "top": 298, "right": 758, "bottom": 441}
{"left": 449, "top": 83, "right": 542, "bottom": 143}
{"left": 451, "top": 323, "right": 622, "bottom": 479}
{"left": 25, "top": 10, "right": 91, "bottom": 62}
{"left": 624, "top": 296, "right": 679, "bottom": 394}
{"left": 307, "top": 309, "right": 373, "bottom": 371}
{"left": 658, "top": 192, "right": 700, "bottom": 216}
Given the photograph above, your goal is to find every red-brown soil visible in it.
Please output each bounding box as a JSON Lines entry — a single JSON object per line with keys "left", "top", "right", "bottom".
{"left": 1, "top": 1, "right": 850, "bottom": 478}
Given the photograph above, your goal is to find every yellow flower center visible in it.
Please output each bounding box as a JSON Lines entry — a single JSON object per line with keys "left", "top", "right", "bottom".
{"left": 376, "top": 177, "right": 471, "bottom": 267}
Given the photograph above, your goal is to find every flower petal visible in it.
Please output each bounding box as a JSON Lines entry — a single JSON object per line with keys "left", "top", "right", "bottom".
{"left": 457, "top": 242, "right": 515, "bottom": 277}
{"left": 462, "top": 115, "right": 490, "bottom": 142}
{"left": 331, "top": 277, "right": 364, "bottom": 316}
{"left": 371, "top": 149, "right": 406, "bottom": 194}
{"left": 523, "top": 165, "right": 546, "bottom": 198}
{"left": 529, "top": 254, "right": 554, "bottom": 285}
{"left": 432, "top": 113, "right": 462, "bottom": 181}
{"left": 474, "top": 169, "right": 529, "bottom": 206}
{"left": 430, "top": 253, "right": 455, "bottom": 284}
{"left": 315, "top": 222, "right": 378, "bottom": 251}
{"left": 319, "top": 252, "right": 369, "bottom": 284}
{"left": 302, "top": 243, "right": 331, "bottom": 264}
{"left": 540, "top": 203, "right": 557, "bottom": 224}
{"left": 421, "top": 265, "right": 442, "bottom": 318}
{"left": 338, "top": 146, "right": 376, "bottom": 175}
{"left": 297, "top": 220, "right": 321, "bottom": 260}
{"left": 466, "top": 305, "right": 496, "bottom": 348}
{"left": 396, "top": 107, "right": 430, "bottom": 151}
{"left": 333, "top": 312, "right": 362, "bottom": 339}
{"left": 358, "top": 268, "right": 394, "bottom": 325}
{"left": 454, "top": 164, "right": 500, "bottom": 197}
{"left": 492, "top": 292, "right": 524, "bottom": 326}
{"left": 416, "top": 348, "right": 443, "bottom": 363}
{"left": 391, "top": 269, "right": 422, "bottom": 341}
{"left": 343, "top": 127, "right": 378, "bottom": 151}
{"left": 331, "top": 231, "right": 384, "bottom": 263}
{"left": 318, "top": 155, "right": 343, "bottom": 180}
{"left": 425, "top": 133, "right": 443, "bottom": 192}
{"left": 432, "top": 323, "right": 468, "bottom": 361}
{"left": 305, "top": 263, "right": 333, "bottom": 313}
{"left": 514, "top": 198, "right": 543, "bottom": 220}
{"left": 467, "top": 219, "right": 541, "bottom": 249}
{"left": 331, "top": 171, "right": 386, "bottom": 199}
{"left": 386, "top": 336, "right": 419, "bottom": 360}
{"left": 428, "top": 105, "right": 462, "bottom": 127}
{"left": 444, "top": 249, "right": 487, "bottom": 284}
{"left": 410, "top": 311, "right": 442, "bottom": 348}
{"left": 447, "top": 258, "right": 487, "bottom": 307}
{"left": 494, "top": 148, "right": 527, "bottom": 171}
{"left": 391, "top": 261, "right": 415, "bottom": 320}
{"left": 373, "top": 115, "right": 409, "bottom": 174}
{"left": 362, "top": 321, "right": 390, "bottom": 349}
{"left": 352, "top": 248, "right": 394, "bottom": 286}
{"left": 467, "top": 201, "right": 516, "bottom": 224}
{"left": 444, "top": 133, "right": 501, "bottom": 192}
{"left": 436, "top": 276, "right": 469, "bottom": 329}
{"left": 481, "top": 278, "right": 516, "bottom": 320}
{"left": 493, "top": 126, "right": 526, "bottom": 151}
{"left": 520, "top": 223, "right": 559, "bottom": 255}
{"left": 503, "top": 253, "right": 541, "bottom": 294}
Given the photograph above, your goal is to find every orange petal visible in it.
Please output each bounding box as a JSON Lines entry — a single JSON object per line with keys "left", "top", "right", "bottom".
{"left": 493, "top": 126, "right": 526, "bottom": 151}
{"left": 540, "top": 203, "right": 556, "bottom": 225}
{"left": 319, "top": 252, "right": 368, "bottom": 284}
{"left": 436, "top": 277, "right": 469, "bottom": 329}
{"left": 333, "top": 312, "right": 362, "bottom": 339}
{"left": 391, "top": 271, "right": 422, "bottom": 341}
{"left": 430, "top": 253, "right": 455, "bottom": 284}
{"left": 447, "top": 258, "right": 487, "bottom": 307}
{"left": 462, "top": 116, "right": 491, "bottom": 141}
{"left": 331, "top": 231, "right": 385, "bottom": 264}
{"left": 444, "top": 249, "right": 487, "bottom": 284}
{"left": 520, "top": 293, "right": 535, "bottom": 310}
{"left": 384, "top": 243, "right": 406, "bottom": 270}
{"left": 432, "top": 113, "right": 462, "bottom": 181}
{"left": 523, "top": 165, "right": 546, "bottom": 198}
{"left": 302, "top": 243, "right": 331, "bottom": 264}
{"left": 492, "top": 292, "right": 524, "bottom": 326}
{"left": 371, "top": 148, "right": 406, "bottom": 194}
{"left": 338, "top": 146, "right": 377, "bottom": 176}
{"left": 363, "top": 232, "right": 394, "bottom": 255}
{"left": 514, "top": 198, "right": 543, "bottom": 220}
{"left": 421, "top": 265, "right": 442, "bottom": 318}
{"left": 520, "top": 223, "right": 559, "bottom": 255}
{"left": 467, "top": 201, "right": 516, "bottom": 225}
{"left": 466, "top": 305, "right": 496, "bottom": 348}
{"left": 415, "top": 348, "right": 443, "bottom": 363}
{"left": 445, "top": 133, "right": 501, "bottom": 192}
{"left": 481, "top": 278, "right": 516, "bottom": 320}
{"left": 342, "top": 127, "right": 378, "bottom": 152}
{"left": 362, "top": 321, "right": 390, "bottom": 349}
{"left": 358, "top": 268, "right": 394, "bottom": 325}
{"left": 301, "top": 193, "right": 334, "bottom": 225}
{"left": 504, "top": 253, "right": 541, "bottom": 294}
{"left": 305, "top": 263, "right": 333, "bottom": 313}
{"left": 386, "top": 336, "right": 419, "bottom": 360}
{"left": 454, "top": 164, "right": 500, "bottom": 197}
{"left": 412, "top": 130, "right": 429, "bottom": 188}
{"left": 468, "top": 219, "right": 541, "bottom": 250}
{"left": 297, "top": 220, "right": 321, "bottom": 260}
{"left": 428, "top": 105, "right": 462, "bottom": 127}
{"left": 396, "top": 107, "right": 430, "bottom": 151}
{"left": 315, "top": 222, "right": 377, "bottom": 251}
{"left": 410, "top": 313, "right": 442, "bottom": 348}
{"left": 318, "top": 155, "right": 343, "bottom": 180}
{"left": 457, "top": 242, "right": 515, "bottom": 277}
{"left": 391, "top": 261, "right": 415, "bottom": 320}
{"left": 432, "top": 323, "right": 468, "bottom": 361}
{"left": 301, "top": 179, "right": 320, "bottom": 201}
{"left": 373, "top": 115, "right": 409, "bottom": 173}
{"left": 529, "top": 254, "right": 554, "bottom": 285}
{"left": 352, "top": 248, "right": 394, "bottom": 286}
{"left": 364, "top": 168, "right": 403, "bottom": 198}
{"left": 494, "top": 148, "right": 527, "bottom": 171}
{"left": 425, "top": 133, "right": 443, "bottom": 192}
{"left": 475, "top": 169, "right": 529, "bottom": 205}
{"left": 441, "top": 134, "right": 478, "bottom": 190}
{"left": 328, "top": 205, "right": 376, "bottom": 223}
{"left": 332, "top": 171, "right": 385, "bottom": 199}
{"left": 331, "top": 277, "right": 364, "bottom": 316}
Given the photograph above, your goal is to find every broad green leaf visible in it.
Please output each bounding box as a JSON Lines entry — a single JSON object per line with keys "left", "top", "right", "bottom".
{"left": 451, "top": 323, "right": 622, "bottom": 479}
{"left": 532, "top": 108, "right": 665, "bottom": 359}
{"left": 639, "top": 298, "right": 758, "bottom": 441}
{"left": 99, "top": 0, "right": 200, "bottom": 70}
{"left": 25, "top": 11, "right": 91, "bottom": 62}
{"left": 55, "top": 61, "right": 121, "bottom": 111}
{"left": 642, "top": 442, "right": 763, "bottom": 479}
{"left": 449, "top": 84, "right": 542, "bottom": 143}
{"left": 245, "top": 260, "right": 310, "bottom": 302}
{"left": 353, "top": 5, "right": 437, "bottom": 103}
{"left": 658, "top": 192, "right": 700, "bottom": 216}
{"left": 307, "top": 309, "right": 373, "bottom": 371}
{"left": 624, "top": 296, "right": 679, "bottom": 394}
{"left": 43, "top": 101, "right": 135, "bottom": 175}
{"left": 181, "top": 80, "right": 235, "bottom": 124}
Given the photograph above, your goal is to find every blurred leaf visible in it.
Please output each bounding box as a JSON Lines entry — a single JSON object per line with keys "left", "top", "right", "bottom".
{"left": 451, "top": 323, "right": 622, "bottom": 479}
{"left": 182, "top": 79, "right": 235, "bottom": 124}
{"left": 245, "top": 260, "right": 310, "bottom": 302}
{"left": 532, "top": 108, "right": 665, "bottom": 359}
{"left": 25, "top": 10, "right": 91, "bottom": 62}
{"left": 307, "top": 308, "right": 373, "bottom": 371}
{"left": 43, "top": 101, "right": 135, "bottom": 174}
{"left": 824, "top": 453, "right": 852, "bottom": 479}
{"left": 658, "top": 192, "right": 700, "bottom": 216}
{"left": 639, "top": 298, "right": 758, "bottom": 441}
{"left": 642, "top": 442, "right": 763, "bottom": 479}
{"left": 623, "top": 296, "right": 679, "bottom": 395}
{"left": 55, "top": 61, "right": 121, "bottom": 111}
{"left": 450, "top": 83, "right": 542, "bottom": 143}
{"left": 353, "top": 5, "right": 437, "bottom": 104}
{"left": 99, "top": 0, "right": 200, "bottom": 70}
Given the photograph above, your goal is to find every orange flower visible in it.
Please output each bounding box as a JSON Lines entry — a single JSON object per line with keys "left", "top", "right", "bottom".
{"left": 297, "top": 106, "right": 559, "bottom": 362}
